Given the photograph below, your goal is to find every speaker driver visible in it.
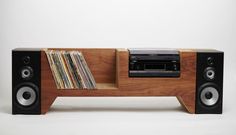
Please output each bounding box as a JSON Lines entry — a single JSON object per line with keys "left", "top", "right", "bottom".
{"left": 20, "top": 66, "right": 33, "bottom": 80}
{"left": 204, "top": 67, "right": 215, "bottom": 80}
{"left": 16, "top": 86, "right": 37, "bottom": 106}
{"left": 200, "top": 86, "right": 219, "bottom": 106}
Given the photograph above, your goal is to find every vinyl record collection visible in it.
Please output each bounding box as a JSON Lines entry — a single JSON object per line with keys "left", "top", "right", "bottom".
{"left": 45, "top": 50, "right": 97, "bottom": 89}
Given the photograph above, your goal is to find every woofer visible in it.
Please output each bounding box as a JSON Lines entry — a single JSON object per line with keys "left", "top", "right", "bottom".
{"left": 16, "top": 85, "right": 37, "bottom": 106}
{"left": 200, "top": 86, "right": 219, "bottom": 106}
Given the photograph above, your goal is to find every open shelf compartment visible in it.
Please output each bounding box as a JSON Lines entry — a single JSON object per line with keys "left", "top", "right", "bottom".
{"left": 41, "top": 48, "right": 119, "bottom": 91}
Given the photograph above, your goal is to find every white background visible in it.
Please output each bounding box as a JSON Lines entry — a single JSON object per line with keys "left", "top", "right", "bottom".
{"left": 0, "top": 0, "right": 236, "bottom": 134}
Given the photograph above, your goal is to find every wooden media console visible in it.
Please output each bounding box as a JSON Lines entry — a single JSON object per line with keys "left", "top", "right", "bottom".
{"left": 41, "top": 48, "right": 196, "bottom": 114}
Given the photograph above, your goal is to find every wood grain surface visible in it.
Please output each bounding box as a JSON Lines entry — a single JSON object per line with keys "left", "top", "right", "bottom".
{"left": 41, "top": 48, "right": 196, "bottom": 114}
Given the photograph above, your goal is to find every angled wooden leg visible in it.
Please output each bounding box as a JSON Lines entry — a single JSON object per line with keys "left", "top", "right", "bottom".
{"left": 41, "top": 94, "right": 57, "bottom": 114}
{"left": 177, "top": 95, "right": 195, "bottom": 114}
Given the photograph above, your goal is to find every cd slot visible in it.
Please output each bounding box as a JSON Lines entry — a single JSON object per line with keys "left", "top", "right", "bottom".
{"left": 144, "top": 63, "right": 166, "bottom": 70}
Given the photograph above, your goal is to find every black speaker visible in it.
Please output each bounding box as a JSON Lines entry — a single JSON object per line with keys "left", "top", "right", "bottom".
{"left": 12, "top": 49, "right": 41, "bottom": 114}
{"left": 195, "top": 50, "right": 224, "bottom": 114}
